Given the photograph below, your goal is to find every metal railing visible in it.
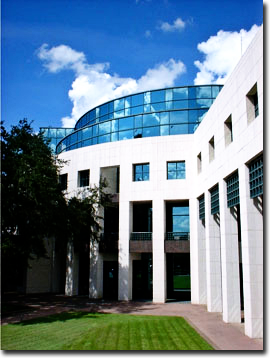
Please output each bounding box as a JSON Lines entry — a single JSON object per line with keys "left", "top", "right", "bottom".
{"left": 165, "top": 232, "right": 190, "bottom": 241}
{"left": 130, "top": 232, "right": 152, "bottom": 241}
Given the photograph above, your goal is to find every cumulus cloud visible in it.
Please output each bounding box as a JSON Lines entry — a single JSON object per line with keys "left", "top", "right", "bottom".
{"left": 37, "top": 44, "right": 186, "bottom": 127}
{"left": 159, "top": 17, "right": 186, "bottom": 32}
{"left": 194, "top": 24, "right": 261, "bottom": 85}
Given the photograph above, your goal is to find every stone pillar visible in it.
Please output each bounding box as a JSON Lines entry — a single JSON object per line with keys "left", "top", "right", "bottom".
{"left": 65, "top": 240, "right": 79, "bottom": 296}
{"left": 152, "top": 198, "right": 166, "bottom": 303}
{"left": 205, "top": 190, "right": 222, "bottom": 312}
{"left": 239, "top": 164, "right": 263, "bottom": 338}
{"left": 190, "top": 197, "right": 207, "bottom": 305}
{"left": 219, "top": 179, "right": 241, "bottom": 323}
{"left": 118, "top": 200, "right": 132, "bottom": 300}
{"left": 89, "top": 241, "right": 103, "bottom": 299}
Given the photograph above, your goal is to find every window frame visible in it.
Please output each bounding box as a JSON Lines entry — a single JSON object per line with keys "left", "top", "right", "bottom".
{"left": 133, "top": 163, "right": 150, "bottom": 182}
{"left": 167, "top": 161, "right": 186, "bottom": 180}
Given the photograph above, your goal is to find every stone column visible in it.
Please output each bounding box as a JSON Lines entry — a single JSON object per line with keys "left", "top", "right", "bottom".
{"left": 152, "top": 198, "right": 166, "bottom": 303}
{"left": 118, "top": 200, "right": 132, "bottom": 300}
{"left": 89, "top": 241, "right": 103, "bottom": 298}
{"left": 239, "top": 164, "right": 263, "bottom": 338}
{"left": 190, "top": 197, "right": 207, "bottom": 305}
{"left": 205, "top": 190, "right": 222, "bottom": 312}
{"left": 65, "top": 240, "right": 79, "bottom": 296}
{"left": 219, "top": 179, "right": 241, "bottom": 323}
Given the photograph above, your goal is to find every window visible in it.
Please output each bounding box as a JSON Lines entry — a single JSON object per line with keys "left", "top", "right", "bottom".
{"left": 224, "top": 115, "right": 233, "bottom": 146}
{"left": 59, "top": 173, "right": 68, "bottom": 191}
{"left": 226, "top": 171, "right": 240, "bottom": 208}
{"left": 133, "top": 163, "right": 149, "bottom": 181}
{"left": 246, "top": 83, "right": 259, "bottom": 123}
{"left": 167, "top": 161, "right": 185, "bottom": 179}
{"left": 249, "top": 155, "right": 263, "bottom": 198}
{"left": 210, "top": 184, "right": 219, "bottom": 214}
{"left": 78, "top": 169, "right": 90, "bottom": 187}
{"left": 199, "top": 194, "right": 205, "bottom": 220}
{"left": 197, "top": 152, "right": 202, "bottom": 173}
{"left": 209, "top": 136, "right": 215, "bottom": 162}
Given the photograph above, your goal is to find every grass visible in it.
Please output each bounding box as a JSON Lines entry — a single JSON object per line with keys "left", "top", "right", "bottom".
{"left": 1, "top": 312, "right": 214, "bottom": 351}
{"left": 173, "top": 275, "right": 191, "bottom": 289}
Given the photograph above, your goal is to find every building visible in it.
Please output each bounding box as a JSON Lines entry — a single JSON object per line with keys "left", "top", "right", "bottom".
{"left": 31, "top": 26, "right": 263, "bottom": 339}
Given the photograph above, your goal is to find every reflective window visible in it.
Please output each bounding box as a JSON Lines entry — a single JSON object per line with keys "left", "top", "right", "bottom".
{"left": 131, "top": 105, "right": 143, "bottom": 115}
{"left": 143, "top": 113, "right": 160, "bottom": 126}
{"left": 114, "top": 98, "right": 124, "bottom": 111}
{"left": 151, "top": 90, "right": 165, "bottom": 103}
{"left": 99, "top": 122, "right": 111, "bottom": 135}
{"left": 167, "top": 161, "right": 186, "bottom": 179}
{"left": 143, "top": 126, "right": 160, "bottom": 137}
{"left": 111, "top": 132, "right": 118, "bottom": 142}
{"left": 160, "top": 112, "right": 169, "bottom": 124}
{"left": 173, "top": 87, "right": 188, "bottom": 100}
{"left": 170, "top": 124, "right": 188, "bottom": 135}
{"left": 160, "top": 125, "right": 169, "bottom": 136}
{"left": 134, "top": 115, "right": 142, "bottom": 128}
{"left": 173, "top": 100, "right": 188, "bottom": 110}
{"left": 165, "top": 89, "right": 173, "bottom": 101}
{"left": 144, "top": 104, "right": 151, "bottom": 112}
{"left": 151, "top": 102, "right": 166, "bottom": 111}
{"left": 196, "top": 98, "right": 212, "bottom": 108}
{"left": 132, "top": 93, "right": 143, "bottom": 107}
{"left": 82, "top": 127, "right": 92, "bottom": 140}
{"left": 196, "top": 86, "right": 211, "bottom": 98}
{"left": 119, "top": 129, "right": 134, "bottom": 140}
{"left": 114, "top": 109, "right": 125, "bottom": 118}
{"left": 100, "top": 103, "right": 109, "bottom": 116}
{"left": 124, "top": 97, "right": 131, "bottom": 108}
{"left": 99, "top": 134, "right": 111, "bottom": 144}
{"left": 112, "top": 119, "right": 119, "bottom": 132}
{"left": 170, "top": 110, "right": 188, "bottom": 124}
{"left": 133, "top": 163, "right": 150, "bottom": 181}
{"left": 144, "top": 92, "right": 151, "bottom": 104}
{"left": 188, "top": 87, "right": 196, "bottom": 99}
{"left": 119, "top": 116, "right": 134, "bottom": 131}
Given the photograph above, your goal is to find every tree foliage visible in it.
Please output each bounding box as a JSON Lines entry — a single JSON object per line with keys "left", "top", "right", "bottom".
{"left": 1, "top": 119, "right": 108, "bottom": 291}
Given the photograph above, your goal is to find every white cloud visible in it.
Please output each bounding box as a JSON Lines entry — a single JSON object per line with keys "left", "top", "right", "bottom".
{"left": 37, "top": 44, "right": 186, "bottom": 128}
{"left": 194, "top": 24, "right": 261, "bottom": 85}
{"left": 159, "top": 17, "right": 186, "bottom": 32}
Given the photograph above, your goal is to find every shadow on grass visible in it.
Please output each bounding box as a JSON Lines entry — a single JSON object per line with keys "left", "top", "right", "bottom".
{"left": 17, "top": 311, "right": 103, "bottom": 326}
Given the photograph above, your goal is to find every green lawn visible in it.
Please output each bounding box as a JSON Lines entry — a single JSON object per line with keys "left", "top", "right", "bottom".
{"left": 1, "top": 312, "right": 214, "bottom": 350}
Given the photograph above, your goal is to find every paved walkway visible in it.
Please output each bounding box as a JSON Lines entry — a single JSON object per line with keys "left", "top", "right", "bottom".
{"left": 1, "top": 295, "right": 263, "bottom": 351}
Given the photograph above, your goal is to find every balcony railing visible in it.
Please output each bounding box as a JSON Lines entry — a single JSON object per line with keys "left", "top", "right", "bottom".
{"left": 130, "top": 232, "right": 152, "bottom": 241}
{"left": 165, "top": 232, "right": 190, "bottom": 241}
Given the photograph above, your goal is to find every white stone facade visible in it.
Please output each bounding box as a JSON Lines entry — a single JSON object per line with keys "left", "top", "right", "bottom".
{"left": 50, "top": 26, "right": 263, "bottom": 338}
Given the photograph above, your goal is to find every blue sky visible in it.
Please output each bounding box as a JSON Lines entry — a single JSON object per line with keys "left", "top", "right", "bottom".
{"left": 2, "top": 0, "right": 263, "bottom": 132}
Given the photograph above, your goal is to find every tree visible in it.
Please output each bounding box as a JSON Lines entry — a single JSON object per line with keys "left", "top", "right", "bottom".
{"left": 1, "top": 119, "right": 68, "bottom": 291}
{"left": 1, "top": 119, "right": 110, "bottom": 292}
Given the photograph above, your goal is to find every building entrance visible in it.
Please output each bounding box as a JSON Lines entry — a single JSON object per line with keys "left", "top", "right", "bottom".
{"left": 132, "top": 254, "right": 152, "bottom": 300}
{"left": 103, "top": 261, "right": 118, "bottom": 300}
{"left": 166, "top": 253, "right": 191, "bottom": 301}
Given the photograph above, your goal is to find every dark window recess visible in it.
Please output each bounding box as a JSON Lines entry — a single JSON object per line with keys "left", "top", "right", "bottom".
{"left": 59, "top": 173, "right": 68, "bottom": 191}
{"left": 199, "top": 195, "right": 205, "bottom": 220}
{"left": 226, "top": 171, "right": 240, "bottom": 208}
{"left": 246, "top": 83, "right": 259, "bottom": 123}
{"left": 78, "top": 169, "right": 90, "bottom": 187}
{"left": 249, "top": 155, "right": 263, "bottom": 198}
{"left": 210, "top": 184, "right": 220, "bottom": 215}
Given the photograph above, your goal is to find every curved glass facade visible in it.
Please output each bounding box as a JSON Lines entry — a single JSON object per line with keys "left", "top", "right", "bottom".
{"left": 56, "top": 85, "right": 222, "bottom": 154}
